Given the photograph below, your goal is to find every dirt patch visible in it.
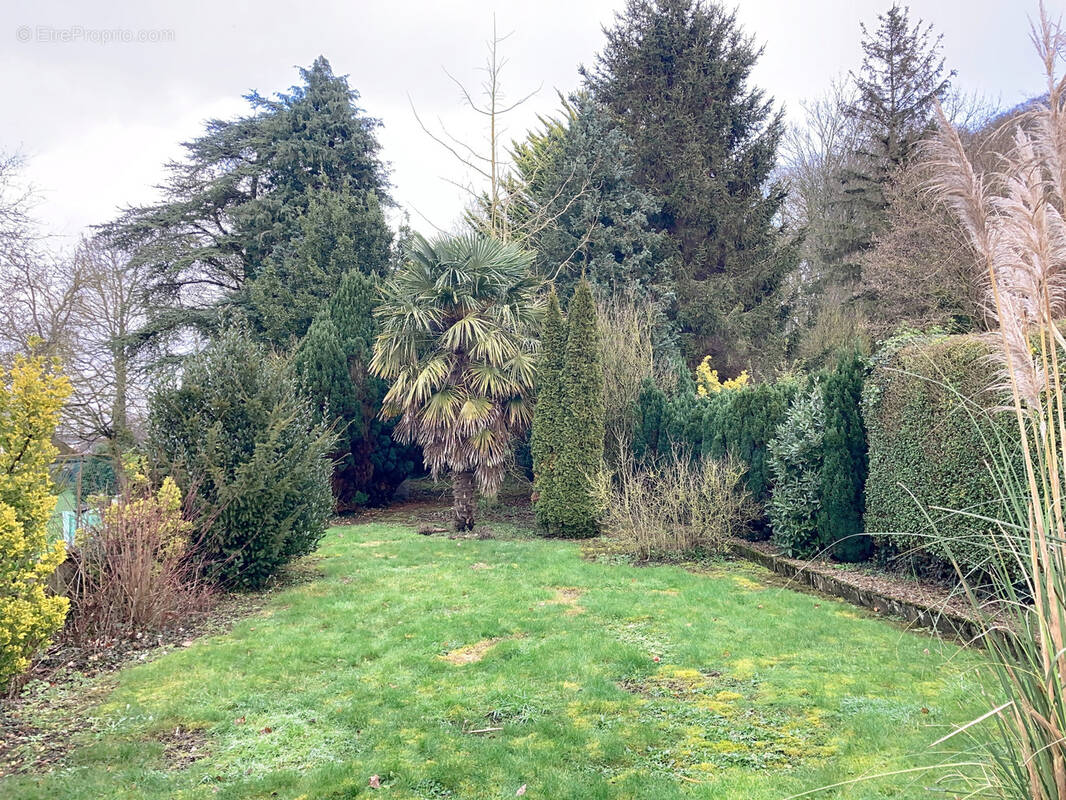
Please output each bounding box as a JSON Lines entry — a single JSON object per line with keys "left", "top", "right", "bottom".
{"left": 440, "top": 635, "right": 522, "bottom": 665}
{"left": 150, "top": 724, "right": 209, "bottom": 769}
{"left": 650, "top": 588, "right": 680, "bottom": 596}
{"left": 470, "top": 562, "right": 494, "bottom": 571}
{"left": 543, "top": 587, "right": 585, "bottom": 616}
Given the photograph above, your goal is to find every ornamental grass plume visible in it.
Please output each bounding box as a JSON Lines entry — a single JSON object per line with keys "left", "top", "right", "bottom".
{"left": 919, "top": 5, "right": 1066, "bottom": 797}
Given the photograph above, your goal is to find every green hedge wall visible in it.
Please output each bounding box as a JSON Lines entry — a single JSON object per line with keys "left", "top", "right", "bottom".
{"left": 863, "top": 333, "right": 1021, "bottom": 581}
{"left": 632, "top": 380, "right": 796, "bottom": 538}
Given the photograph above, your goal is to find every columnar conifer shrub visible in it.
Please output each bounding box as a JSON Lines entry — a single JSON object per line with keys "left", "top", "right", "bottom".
{"left": 531, "top": 289, "right": 568, "bottom": 533}
{"left": 817, "top": 349, "right": 872, "bottom": 561}
{"left": 293, "top": 271, "right": 417, "bottom": 510}
{"left": 148, "top": 326, "right": 335, "bottom": 589}
{"left": 768, "top": 383, "right": 825, "bottom": 557}
{"left": 553, "top": 280, "right": 606, "bottom": 537}
{"left": 0, "top": 354, "right": 71, "bottom": 690}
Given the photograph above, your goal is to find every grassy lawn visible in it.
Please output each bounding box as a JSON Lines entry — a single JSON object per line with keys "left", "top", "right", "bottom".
{"left": 3, "top": 521, "right": 988, "bottom": 799}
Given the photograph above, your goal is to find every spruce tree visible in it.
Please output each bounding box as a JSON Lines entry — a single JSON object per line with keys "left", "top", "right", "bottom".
{"left": 583, "top": 0, "right": 794, "bottom": 372}
{"left": 816, "top": 349, "right": 871, "bottom": 561}
{"left": 554, "top": 280, "right": 605, "bottom": 537}
{"left": 505, "top": 94, "right": 678, "bottom": 311}
{"left": 531, "top": 288, "right": 568, "bottom": 533}
{"left": 843, "top": 4, "right": 952, "bottom": 251}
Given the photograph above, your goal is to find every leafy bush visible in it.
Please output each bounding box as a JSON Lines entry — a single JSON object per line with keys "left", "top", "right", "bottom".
{"left": 0, "top": 354, "right": 71, "bottom": 691}
{"left": 768, "top": 383, "right": 824, "bottom": 557}
{"left": 67, "top": 473, "right": 213, "bottom": 641}
{"left": 148, "top": 326, "right": 336, "bottom": 589}
{"left": 863, "top": 332, "right": 1018, "bottom": 580}
{"left": 598, "top": 448, "right": 757, "bottom": 560}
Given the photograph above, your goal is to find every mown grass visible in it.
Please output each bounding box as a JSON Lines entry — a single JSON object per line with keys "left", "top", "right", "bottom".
{"left": 3, "top": 522, "right": 988, "bottom": 799}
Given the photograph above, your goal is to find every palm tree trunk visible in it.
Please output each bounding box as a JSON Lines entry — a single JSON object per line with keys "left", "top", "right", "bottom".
{"left": 452, "top": 470, "right": 476, "bottom": 531}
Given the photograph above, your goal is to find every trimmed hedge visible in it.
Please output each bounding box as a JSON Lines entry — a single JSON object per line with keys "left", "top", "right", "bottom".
{"left": 863, "top": 333, "right": 1021, "bottom": 581}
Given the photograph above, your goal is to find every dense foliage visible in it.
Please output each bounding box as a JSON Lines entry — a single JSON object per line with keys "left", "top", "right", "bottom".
{"left": 148, "top": 327, "right": 335, "bottom": 589}
{"left": 293, "top": 271, "right": 416, "bottom": 509}
{"left": 103, "top": 57, "right": 392, "bottom": 347}
{"left": 552, "top": 281, "right": 605, "bottom": 537}
{"left": 370, "top": 234, "right": 539, "bottom": 531}
{"left": 584, "top": 0, "right": 794, "bottom": 371}
{"left": 768, "top": 382, "right": 825, "bottom": 557}
{"left": 531, "top": 289, "right": 567, "bottom": 532}
{"left": 863, "top": 333, "right": 1017, "bottom": 580}
{"left": 0, "top": 355, "right": 71, "bottom": 689}
{"left": 632, "top": 376, "right": 796, "bottom": 532}
{"left": 816, "top": 349, "right": 871, "bottom": 561}
{"left": 505, "top": 94, "right": 678, "bottom": 312}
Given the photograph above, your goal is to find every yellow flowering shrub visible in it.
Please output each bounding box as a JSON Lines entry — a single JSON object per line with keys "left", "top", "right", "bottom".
{"left": 0, "top": 354, "right": 72, "bottom": 689}
{"left": 695, "top": 356, "right": 751, "bottom": 396}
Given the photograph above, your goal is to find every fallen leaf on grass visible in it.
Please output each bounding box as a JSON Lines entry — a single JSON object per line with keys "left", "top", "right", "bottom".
{"left": 369, "top": 774, "right": 381, "bottom": 788}
{"left": 516, "top": 784, "right": 527, "bottom": 796}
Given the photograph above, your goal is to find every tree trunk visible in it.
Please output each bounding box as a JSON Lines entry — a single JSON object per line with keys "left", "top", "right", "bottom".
{"left": 452, "top": 470, "right": 476, "bottom": 531}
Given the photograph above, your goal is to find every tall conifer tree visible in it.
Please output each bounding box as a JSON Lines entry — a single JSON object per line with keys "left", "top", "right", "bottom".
{"left": 531, "top": 289, "right": 568, "bottom": 533}
{"left": 102, "top": 57, "right": 391, "bottom": 347}
{"left": 554, "top": 280, "right": 605, "bottom": 537}
{"left": 583, "top": 0, "right": 793, "bottom": 372}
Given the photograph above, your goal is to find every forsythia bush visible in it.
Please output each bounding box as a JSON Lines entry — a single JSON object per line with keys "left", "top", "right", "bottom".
{"left": 695, "top": 356, "right": 750, "bottom": 396}
{"left": 0, "top": 354, "right": 72, "bottom": 689}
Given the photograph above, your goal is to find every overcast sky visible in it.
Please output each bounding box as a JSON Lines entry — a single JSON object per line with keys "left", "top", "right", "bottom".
{"left": 0, "top": 0, "right": 1052, "bottom": 248}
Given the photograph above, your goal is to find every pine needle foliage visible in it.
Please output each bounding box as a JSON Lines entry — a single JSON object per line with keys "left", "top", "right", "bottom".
{"left": 293, "top": 271, "right": 416, "bottom": 509}
{"left": 552, "top": 280, "right": 606, "bottom": 538}
{"left": 531, "top": 289, "right": 568, "bottom": 533}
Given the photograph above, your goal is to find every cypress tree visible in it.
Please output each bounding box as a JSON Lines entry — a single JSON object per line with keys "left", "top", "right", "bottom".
{"left": 531, "top": 289, "right": 568, "bottom": 533}
{"left": 816, "top": 349, "right": 871, "bottom": 561}
{"left": 292, "top": 316, "right": 358, "bottom": 507}
{"left": 554, "top": 280, "right": 605, "bottom": 537}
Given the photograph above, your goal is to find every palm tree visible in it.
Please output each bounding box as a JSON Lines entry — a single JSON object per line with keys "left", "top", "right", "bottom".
{"left": 370, "top": 233, "right": 540, "bottom": 530}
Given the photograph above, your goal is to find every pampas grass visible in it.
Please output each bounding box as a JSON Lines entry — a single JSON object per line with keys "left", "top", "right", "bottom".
{"left": 924, "top": 5, "right": 1066, "bottom": 797}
